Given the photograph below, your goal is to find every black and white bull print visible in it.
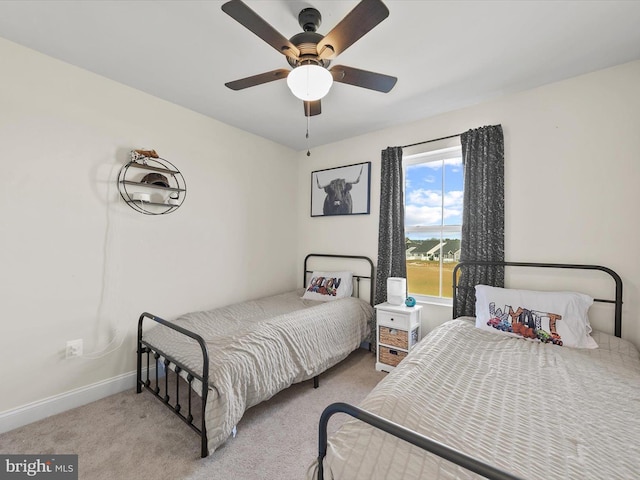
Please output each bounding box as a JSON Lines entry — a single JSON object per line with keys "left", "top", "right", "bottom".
{"left": 316, "top": 165, "right": 364, "bottom": 215}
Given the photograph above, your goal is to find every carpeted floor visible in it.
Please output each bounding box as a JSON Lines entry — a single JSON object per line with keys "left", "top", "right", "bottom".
{"left": 0, "top": 348, "right": 385, "bottom": 480}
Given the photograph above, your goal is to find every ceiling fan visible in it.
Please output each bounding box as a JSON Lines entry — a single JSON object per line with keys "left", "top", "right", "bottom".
{"left": 221, "top": 0, "right": 397, "bottom": 117}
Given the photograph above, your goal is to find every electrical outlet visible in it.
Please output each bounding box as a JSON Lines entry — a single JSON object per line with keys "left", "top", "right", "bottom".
{"left": 66, "top": 339, "right": 83, "bottom": 358}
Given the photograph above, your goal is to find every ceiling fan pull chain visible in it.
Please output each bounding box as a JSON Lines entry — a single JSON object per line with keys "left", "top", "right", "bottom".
{"left": 306, "top": 106, "right": 311, "bottom": 156}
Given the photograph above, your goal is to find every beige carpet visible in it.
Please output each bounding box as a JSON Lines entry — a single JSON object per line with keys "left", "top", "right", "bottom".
{"left": 0, "top": 349, "right": 385, "bottom": 480}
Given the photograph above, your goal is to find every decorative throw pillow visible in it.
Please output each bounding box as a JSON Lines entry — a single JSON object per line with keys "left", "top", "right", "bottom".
{"left": 474, "top": 285, "right": 597, "bottom": 349}
{"left": 302, "top": 271, "right": 353, "bottom": 302}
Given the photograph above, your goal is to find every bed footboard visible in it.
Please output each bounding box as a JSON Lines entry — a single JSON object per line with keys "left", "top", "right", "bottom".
{"left": 136, "top": 312, "right": 210, "bottom": 458}
{"left": 317, "top": 402, "right": 523, "bottom": 480}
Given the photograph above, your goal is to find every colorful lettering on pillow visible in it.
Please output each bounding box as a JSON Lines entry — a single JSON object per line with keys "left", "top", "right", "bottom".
{"left": 307, "top": 276, "right": 343, "bottom": 297}
{"left": 302, "top": 271, "right": 353, "bottom": 302}
{"left": 486, "top": 302, "right": 564, "bottom": 346}
{"left": 474, "top": 285, "right": 597, "bottom": 349}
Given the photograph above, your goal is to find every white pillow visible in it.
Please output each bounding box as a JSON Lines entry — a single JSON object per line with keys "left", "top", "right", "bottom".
{"left": 474, "top": 285, "right": 597, "bottom": 349}
{"left": 302, "top": 271, "right": 353, "bottom": 302}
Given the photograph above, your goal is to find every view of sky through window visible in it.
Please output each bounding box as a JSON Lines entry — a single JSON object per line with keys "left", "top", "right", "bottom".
{"left": 405, "top": 156, "right": 463, "bottom": 232}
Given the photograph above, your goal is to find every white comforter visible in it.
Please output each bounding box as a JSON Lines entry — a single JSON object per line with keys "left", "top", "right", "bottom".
{"left": 143, "top": 289, "right": 372, "bottom": 454}
{"left": 312, "top": 318, "right": 640, "bottom": 479}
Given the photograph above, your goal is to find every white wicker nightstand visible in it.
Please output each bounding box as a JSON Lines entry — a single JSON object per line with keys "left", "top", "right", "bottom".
{"left": 375, "top": 303, "right": 422, "bottom": 372}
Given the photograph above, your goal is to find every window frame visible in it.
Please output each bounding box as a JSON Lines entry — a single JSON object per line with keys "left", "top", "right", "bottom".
{"left": 404, "top": 145, "right": 463, "bottom": 306}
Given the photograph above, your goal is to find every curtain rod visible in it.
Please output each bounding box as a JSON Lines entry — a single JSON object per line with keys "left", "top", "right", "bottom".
{"left": 401, "top": 132, "right": 463, "bottom": 149}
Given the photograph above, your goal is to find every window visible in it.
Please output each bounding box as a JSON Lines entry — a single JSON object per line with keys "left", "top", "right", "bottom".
{"left": 404, "top": 146, "right": 463, "bottom": 303}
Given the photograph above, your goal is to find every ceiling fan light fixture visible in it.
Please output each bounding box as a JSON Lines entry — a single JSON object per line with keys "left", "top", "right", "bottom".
{"left": 287, "top": 64, "right": 333, "bottom": 101}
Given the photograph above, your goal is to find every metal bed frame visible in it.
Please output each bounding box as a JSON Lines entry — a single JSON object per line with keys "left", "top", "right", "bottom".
{"left": 316, "top": 261, "right": 623, "bottom": 480}
{"left": 136, "top": 253, "right": 374, "bottom": 458}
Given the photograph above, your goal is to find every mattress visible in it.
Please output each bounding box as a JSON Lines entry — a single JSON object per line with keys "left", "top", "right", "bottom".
{"left": 143, "top": 289, "right": 372, "bottom": 454}
{"left": 310, "top": 318, "right": 640, "bottom": 479}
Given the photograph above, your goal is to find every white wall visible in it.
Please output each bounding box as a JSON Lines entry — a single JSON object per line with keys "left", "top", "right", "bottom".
{"left": 0, "top": 38, "right": 299, "bottom": 414}
{"left": 297, "top": 60, "right": 640, "bottom": 349}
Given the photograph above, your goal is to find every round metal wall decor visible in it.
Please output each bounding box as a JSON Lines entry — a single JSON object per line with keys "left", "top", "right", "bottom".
{"left": 117, "top": 150, "right": 186, "bottom": 215}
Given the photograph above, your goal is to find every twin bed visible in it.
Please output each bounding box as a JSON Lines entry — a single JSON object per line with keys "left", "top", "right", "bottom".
{"left": 311, "top": 261, "right": 640, "bottom": 479}
{"left": 136, "top": 254, "right": 374, "bottom": 457}
{"left": 137, "top": 257, "right": 639, "bottom": 479}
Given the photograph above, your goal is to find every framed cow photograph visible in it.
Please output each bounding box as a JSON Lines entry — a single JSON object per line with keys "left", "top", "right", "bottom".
{"left": 311, "top": 162, "right": 371, "bottom": 217}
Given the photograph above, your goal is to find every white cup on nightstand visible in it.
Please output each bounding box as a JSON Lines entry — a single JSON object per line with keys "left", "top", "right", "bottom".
{"left": 387, "top": 277, "right": 406, "bottom": 305}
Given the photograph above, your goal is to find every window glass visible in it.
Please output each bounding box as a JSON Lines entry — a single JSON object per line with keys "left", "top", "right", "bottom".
{"left": 405, "top": 146, "right": 463, "bottom": 300}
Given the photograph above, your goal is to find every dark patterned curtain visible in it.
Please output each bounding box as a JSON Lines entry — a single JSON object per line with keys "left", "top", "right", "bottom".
{"left": 455, "top": 125, "right": 505, "bottom": 317}
{"left": 374, "top": 147, "right": 407, "bottom": 326}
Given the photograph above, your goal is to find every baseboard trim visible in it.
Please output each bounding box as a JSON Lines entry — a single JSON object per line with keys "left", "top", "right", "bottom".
{"left": 0, "top": 367, "right": 154, "bottom": 434}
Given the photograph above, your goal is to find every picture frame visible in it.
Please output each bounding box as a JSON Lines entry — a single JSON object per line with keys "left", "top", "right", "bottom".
{"left": 311, "top": 162, "right": 371, "bottom": 217}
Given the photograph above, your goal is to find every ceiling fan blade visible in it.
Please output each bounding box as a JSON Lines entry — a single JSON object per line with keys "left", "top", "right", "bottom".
{"left": 316, "top": 0, "right": 389, "bottom": 60}
{"left": 330, "top": 65, "right": 397, "bottom": 93}
{"left": 221, "top": 0, "right": 300, "bottom": 60}
{"left": 225, "top": 69, "right": 290, "bottom": 90}
{"left": 304, "top": 100, "right": 321, "bottom": 117}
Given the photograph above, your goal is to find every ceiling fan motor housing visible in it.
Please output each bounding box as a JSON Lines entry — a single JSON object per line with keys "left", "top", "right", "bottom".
{"left": 285, "top": 8, "right": 331, "bottom": 68}
{"left": 287, "top": 30, "right": 330, "bottom": 69}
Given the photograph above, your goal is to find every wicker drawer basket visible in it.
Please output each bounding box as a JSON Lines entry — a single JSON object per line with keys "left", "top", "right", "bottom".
{"left": 378, "top": 346, "right": 407, "bottom": 367}
{"left": 379, "top": 326, "right": 408, "bottom": 349}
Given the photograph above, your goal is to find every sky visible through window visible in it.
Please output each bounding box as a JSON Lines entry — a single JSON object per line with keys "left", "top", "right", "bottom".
{"left": 405, "top": 156, "right": 463, "bottom": 235}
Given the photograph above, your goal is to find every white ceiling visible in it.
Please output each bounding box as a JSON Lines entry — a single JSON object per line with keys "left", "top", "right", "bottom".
{"left": 1, "top": 1, "right": 639, "bottom": 151}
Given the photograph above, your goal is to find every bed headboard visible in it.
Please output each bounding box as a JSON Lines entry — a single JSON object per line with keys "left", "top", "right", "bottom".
{"left": 304, "top": 254, "right": 375, "bottom": 306}
{"left": 452, "top": 261, "right": 623, "bottom": 338}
